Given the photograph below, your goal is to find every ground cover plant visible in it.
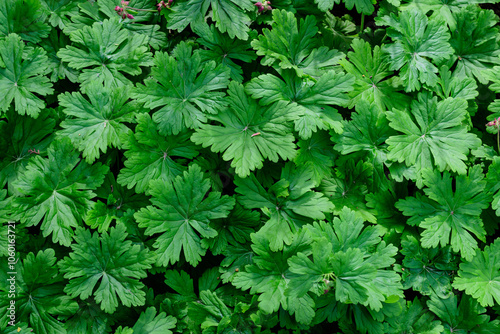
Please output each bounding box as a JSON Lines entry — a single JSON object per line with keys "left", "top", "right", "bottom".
{"left": 2, "top": 0, "right": 500, "bottom": 332}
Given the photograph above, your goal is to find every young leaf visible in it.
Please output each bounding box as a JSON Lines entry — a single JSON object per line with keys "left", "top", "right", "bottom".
{"left": 380, "top": 9, "right": 454, "bottom": 92}
{"left": 0, "top": 34, "right": 54, "bottom": 118}
{"left": 396, "top": 166, "right": 490, "bottom": 261}
{"left": 191, "top": 81, "right": 299, "bottom": 178}
{"left": 12, "top": 138, "right": 108, "bottom": 246}
{"left": 117, "top": 113, "right": 199, "bottom": 194}
{"left": 57, "top": 17, "right": 154, "bottom": 93}
{"left": 134, "top": 164, "right": 235, "bottom": 266}
{"left": 131, "top": 41, "right": 230, "bottom": 136}
{"left": 59, "top": 224, "right": 154, "bottom": 313}
{"left": 386, "top": 92, "right": 481, "bottom": 186}
{"left": 58, "top": 82, "right": 136, "bottom": 163}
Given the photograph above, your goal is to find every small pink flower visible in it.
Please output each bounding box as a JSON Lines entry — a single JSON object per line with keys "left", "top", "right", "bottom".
{"left": 121, "top": 0, "right": 129, "bottom": 5}
{"left": 115, "top": 5, "right": 121, "bottom": 12}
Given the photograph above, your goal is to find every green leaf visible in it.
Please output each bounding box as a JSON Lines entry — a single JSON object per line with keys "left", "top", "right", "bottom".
{"left": 319, "top": 159, "right": 377, "bottom": 222}
{"left": 58, "top": 82, "right": 136, "bottom": 163}
{"left": 386, "top": 298, "right": 444, "bottom": 334}
{"left": 487, "top": 156, "right": 500, "bottom": 216}
{"left": 134, "top": 164, "right": 235, "bottom": 266}
{"left": 85, "top": 172, "right": 150, "bottom": 233}
{"left": 40, "top": 0, "right": 85, "bottom": 29}
{"left": 192, "top": 81, "right": 299, "bottom": 178}
{"left": 339, "top": 38, "right": 410, "bottom": 112}
{"left": 0, "top": 110, "right": 55, "bottom": 193}
{"left": 0, "top": 0, "right": 51, "bottom": 43}
{"left": 428, "top": 293, "right": 500, "bottom": 332}
{"left": 59, "top": 224, "right": 154, "bottom": 313}
{"left": 252, "top": 9, "right": 343, "bottom": 77}
{"left": 315, "top": 0, "right": 374, "bottom": 14}
{"left": 64, "top": 299, "right": 115, "bottom": 334}
{"left": 231, "top": 229, "right": 312, "bottom": 316}
{"left": 448, "top": 5, "right": 500, "bottom": 84}
{"left": 235, "top": 163, "right": 333, "bottom": 251}
{"left": 202, "top": 203, "right": 260, "bottom": 255}
{"left": 167, "top": 0, "right": 253, "bottom": 40}
{"left": 195, "top": 22, "right": 257, "bottom": 82}
{"left": 332, "top": 100, "right": 396, "bottom": 191}
{"left": 453, "top": 238, "right": 500, "bottom": 307}
{"left": 246, "top": 69, "right": 354, "bottom": 139}
{"left": 295, "top": 131, "right": 337, "bottom": 184}
{"left": 288, "top": 208, "right": 402, "bottom": 318}
{"left": 12, "top": 138, "right": 108, "bottom": 246}
{"left": 131, "top": 307, "right": 177, "bottom": 334}
{"left": 0, "top": 34, "right": 54, "bottom": 118}
{"left": 39, "top": 29, "right": 80, "bottom": 83}
{"left": 131, "top": 41, "right": 230, "bottom": 136}
{"left": 380, "top": 9, "right": 454, "bottom": 92}
{"left": 396, "top": 166, "right": 490, "bottom": 261}
{"left": 58, "top": 17, "right": 153, "bottom": 92}
{"left": 386, "top": 92, "right": 481, "bottom": 185}
{"left": 397, "top": 234, "right": 457, "bottom": 297}
{"left": 0, "top": 249, "right": 78, "bottom": 333}
{"left": 320, "top": 12, "right": 357, "bottom": 53}
{"left": 117, "top": 113, "right": 199, "bottom": 194}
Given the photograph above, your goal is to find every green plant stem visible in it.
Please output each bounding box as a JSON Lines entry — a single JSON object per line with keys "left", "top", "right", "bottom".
{"left": 360, "top": 14, "right": 365, "bottom": 33}
{"left": 497, "top": 127, "right": 499, "bottom": 154}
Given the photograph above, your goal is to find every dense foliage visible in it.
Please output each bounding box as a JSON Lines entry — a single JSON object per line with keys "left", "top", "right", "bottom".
{"left": 1, "top": 0, "right": 500, "bottom": 332}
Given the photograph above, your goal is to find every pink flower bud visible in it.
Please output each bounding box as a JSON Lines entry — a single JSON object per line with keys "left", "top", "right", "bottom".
{"left": 266, "top": 5, "right": 272, "bottom": 10}
{"left": 122, "top": 13, "right": 127, "bottom": 19}
{"left": 121, "top": 0, "right": 129, "bottom": 5}
{"left": 127, "top": 13, "right": 134, "bottom": 19}
{"left": 115, "top": 5, "right": 121, "bottom": 12}
{"left": 255, "top": 2, "right": 262, "bottom": 6}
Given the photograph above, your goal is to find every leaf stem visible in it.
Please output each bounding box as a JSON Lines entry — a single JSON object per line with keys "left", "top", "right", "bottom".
{"left": 496, "top": 126, "right": 499, "bottom": 154}
{"left": 360, "top": 14, "right": 365, "bottom": 33}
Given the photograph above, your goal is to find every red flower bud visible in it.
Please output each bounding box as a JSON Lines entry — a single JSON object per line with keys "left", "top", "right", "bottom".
{"left": 255, "top": 2, "right": 262, "bottom": 5}
{"left": 127, "top": 13, "right": 134, "bottom": 19}
{"left": 121, "top": 0, "right": 129, "bottom": 5}
{"left": 266, "top": 5, "right": 272, "bottom": 10}
{"left": 115, "top": 5, "right": 121, "bottom": 12}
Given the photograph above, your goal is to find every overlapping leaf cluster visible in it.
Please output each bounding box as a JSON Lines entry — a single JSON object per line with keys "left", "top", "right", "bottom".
{"left": 2, "top": 0, "right": 500, "bottom": 332}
